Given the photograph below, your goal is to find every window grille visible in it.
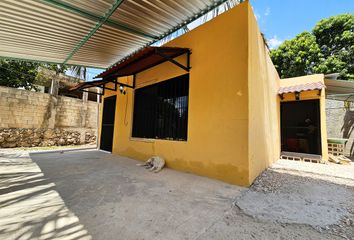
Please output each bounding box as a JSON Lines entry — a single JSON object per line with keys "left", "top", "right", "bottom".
{"left": 132, "top": 74, "right": 189, "bottom": 141}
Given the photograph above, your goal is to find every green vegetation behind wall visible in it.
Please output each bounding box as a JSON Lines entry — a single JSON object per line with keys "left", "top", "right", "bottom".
{"left": 270, "top": 14, "right": 354, "bottom": 80}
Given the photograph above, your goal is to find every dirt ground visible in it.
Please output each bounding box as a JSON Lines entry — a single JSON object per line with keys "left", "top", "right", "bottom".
{"left": 236, "top": 160, "right": 354, "bottom": 239}
{"left": 0, "top": 149, "right": 353, "bottom": 240}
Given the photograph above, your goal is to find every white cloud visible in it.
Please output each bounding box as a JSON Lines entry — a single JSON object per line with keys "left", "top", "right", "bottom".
{"left": 264, "top": 7, "right": 271, "bottom": 16}
{"left": 268, "top": 36, "right": 283, "bottom": 49}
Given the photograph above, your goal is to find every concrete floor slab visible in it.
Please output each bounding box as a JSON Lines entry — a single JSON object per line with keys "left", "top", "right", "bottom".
{"left": 0, "top": 150, "right": 345, "bottom": 240}
{"left": 0, "top": 151, "right": 91, "bottom": 240}
{"left": 30, "top": 150, "right": 243, "bottom": 240}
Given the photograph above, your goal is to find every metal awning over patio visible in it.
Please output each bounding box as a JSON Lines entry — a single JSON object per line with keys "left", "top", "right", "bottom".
{"left": 0, "top": 0, "right": 237, "bottom": 68}
{"left": 70, "top": 46, "right": 191, "bottom": 94}
{"left": 97, "top": 46, "right": 191, "bottom": 79}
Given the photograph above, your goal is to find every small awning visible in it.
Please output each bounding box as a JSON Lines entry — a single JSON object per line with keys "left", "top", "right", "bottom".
{"left": 96, "top": 46, "right": 191, "bottom": 80}
{"left": 70, "top": 78, "right": 111, "bottom": 92}
{"left": 278, "top": 81, "right": 326, "bottom": 95}
{"left": 70, "top": 46, "right": 191, "bottom": 93}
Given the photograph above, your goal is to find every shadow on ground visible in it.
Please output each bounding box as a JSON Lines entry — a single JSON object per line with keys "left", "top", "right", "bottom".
{"left": 1, "top": 150, "right": 350, "bottom": 239}
{"left": 30, "top": 150, "right": 243, "bottom": 240}
{"left": 0, "top": 152, "right": 91, "bottom": 240}
{"left": 26, "top": 150, "right": 347, "bottom": 239}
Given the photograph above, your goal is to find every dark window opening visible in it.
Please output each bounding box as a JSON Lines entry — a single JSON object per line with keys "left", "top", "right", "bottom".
{"left": 281, "top": 100, "right": 322, "bottom": 155}
{"left": 132, "top": 74, "right": 189, "bottom": 141}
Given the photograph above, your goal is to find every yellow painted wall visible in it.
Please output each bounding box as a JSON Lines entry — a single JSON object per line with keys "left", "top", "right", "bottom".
{"left": 280, "top": 74, "right": 328, "bottom": 161}
{"left": 98, "top": 79, "right": 131, "bottom": 150}
{"left": 247, "top": 4, "right": 281, "bottom": 183}
{"left": 99, "top": 1, "right": 329, "bottom": 186}
{"left": 108, "top": 1, "right": 250, "bottom": 186}
{"left": 280, "top": 74, "right": 324, "bottom": 87}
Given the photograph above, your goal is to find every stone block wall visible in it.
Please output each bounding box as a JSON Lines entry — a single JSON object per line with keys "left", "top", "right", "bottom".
{"left": 0, "top": 86, "right": 98, "bottom": 148}
{"left": 326, "top": 99, "right": 354, "bottom": 156}
{"left": 55, "top": 97, "right": 97, "bottom": 128}
{"left": 0, "top": 87, "right": 52, "bottom": 128}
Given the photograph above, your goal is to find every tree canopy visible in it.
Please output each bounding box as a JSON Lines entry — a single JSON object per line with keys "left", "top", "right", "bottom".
{"left": 270, "top": 32, "right": 321, "bottom": 78}
{"left": 270, "top": 13, "right": 354, "bottom": 80}
{"left": 0, "top": 60, "right": 40, "bottom": 90}
{"left": 0, "top": 59, "right": 71, "bottom": 91}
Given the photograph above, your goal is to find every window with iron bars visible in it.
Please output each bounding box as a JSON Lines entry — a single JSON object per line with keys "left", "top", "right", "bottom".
{"left": 132, "top": 74, "right": 189, "bottom": 141}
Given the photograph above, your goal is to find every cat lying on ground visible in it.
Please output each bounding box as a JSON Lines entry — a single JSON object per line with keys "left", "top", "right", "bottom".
{"left": 137, "top": 156, "right": 165, "bottom": 173}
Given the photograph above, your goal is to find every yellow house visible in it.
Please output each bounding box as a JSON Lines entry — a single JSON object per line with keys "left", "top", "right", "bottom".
{"left": 72, "top": 1, "right": 328, "bottom": 186}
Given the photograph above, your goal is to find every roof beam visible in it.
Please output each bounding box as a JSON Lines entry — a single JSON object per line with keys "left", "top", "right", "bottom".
{"left": 0, "top": 56, "right": 105, "bottom": 69}
{"left": 62, "top": 0, "right": 125, "bottom": 65}
{"left": 42, "top": 0, "right": 157, "bottom": 40}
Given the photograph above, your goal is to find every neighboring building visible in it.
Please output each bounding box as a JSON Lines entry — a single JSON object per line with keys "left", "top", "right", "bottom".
{"left": 325, "top": 77, "right": 354, "bottom": 158}
{"left": 36, "top": 67, "right": 98, "bottom": 101}
{"left": 72, "top": 1, "right": 330, "bottom": 186}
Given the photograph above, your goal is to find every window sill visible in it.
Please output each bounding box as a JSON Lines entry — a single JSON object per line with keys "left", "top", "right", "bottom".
{"left": 129, "top": 137, "right": 155, "bottom": 143}
{"left": 129, "top": 137, "right": 188, "bottom": 143}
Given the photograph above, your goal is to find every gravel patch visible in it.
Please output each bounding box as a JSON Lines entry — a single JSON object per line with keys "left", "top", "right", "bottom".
{"left": 235, "top": 160, "right": 354, "bottom": 239}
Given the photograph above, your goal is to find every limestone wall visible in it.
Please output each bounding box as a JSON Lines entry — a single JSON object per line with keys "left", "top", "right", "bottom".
{"left": 55, "top": 97, "right": 97, "bottom": 129}
{"left": 326, "top": 99, "right": 354, "bottom": 156}
{"left": 0, "top": 86, "right": 98, "bottom": 148}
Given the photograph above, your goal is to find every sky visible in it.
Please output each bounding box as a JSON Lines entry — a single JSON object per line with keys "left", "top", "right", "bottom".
{"left": 250, "top": 0, "right": 354, "bottom": 49}
{"left": 85, "top": 0, "right": 354, "bottom": 81}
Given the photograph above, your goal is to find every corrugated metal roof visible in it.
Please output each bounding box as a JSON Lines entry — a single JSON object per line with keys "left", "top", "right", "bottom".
{"left": 325, "top": 78, "right": 354, "bottom": 94}
{"left": 278, "top": 82, "right": 326, "bottom": 94}
{"left": 0, "top": 0, "right": 241, "bottom": 68}
{"left": 325, "top": 78, "right": 354, "bottom": 102}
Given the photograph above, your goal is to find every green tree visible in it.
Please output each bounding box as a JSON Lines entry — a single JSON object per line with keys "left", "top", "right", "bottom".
{"left": 270, "top": 14, "right": 354, "bottom": 80}
{"left": 270, "top": 32, "right": 321, "bottom": 78}
{"left": 0, "top": 60, "right": 70, "bottom": 91}
{"left": 0, "top": 60, "right": 40, "bottom": 90}
{"left": 312, "top": 14, "right": 354, "bottom": 79}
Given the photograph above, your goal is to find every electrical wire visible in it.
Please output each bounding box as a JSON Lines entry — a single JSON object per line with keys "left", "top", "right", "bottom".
{"left": 124, "top": 91, "right": 129, "bottom": 126}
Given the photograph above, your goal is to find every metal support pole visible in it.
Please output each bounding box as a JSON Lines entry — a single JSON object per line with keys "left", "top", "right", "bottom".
{"left": 96, "top": 87, "right": 100, "bottom": 149}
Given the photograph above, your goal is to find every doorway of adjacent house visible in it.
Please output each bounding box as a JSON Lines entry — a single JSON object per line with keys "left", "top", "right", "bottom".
{"left": 100, "top": 95, "right": 116, "bottom": 152}
{"left": 281, "top": 99, "right": 322, "bottom": 155}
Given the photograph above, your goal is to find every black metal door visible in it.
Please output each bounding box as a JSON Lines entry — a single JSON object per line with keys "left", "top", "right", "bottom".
{"left": 100, "top": 95, "right": 116, "bottom": 152}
